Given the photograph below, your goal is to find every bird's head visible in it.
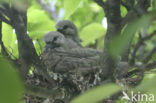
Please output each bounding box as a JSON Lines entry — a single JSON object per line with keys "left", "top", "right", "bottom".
{"left": 43, "top": 31, "right": 65, "bottom": 50}
{"left": 55, "top": 20, "right": 78, "bottom": 38}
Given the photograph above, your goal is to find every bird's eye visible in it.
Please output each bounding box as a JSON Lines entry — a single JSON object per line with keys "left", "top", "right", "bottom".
{"left": 53, "top": 36, "right": 58, "bottom": 41}
{"left": 63, "top": 25, "right": 68, "bottom": 29}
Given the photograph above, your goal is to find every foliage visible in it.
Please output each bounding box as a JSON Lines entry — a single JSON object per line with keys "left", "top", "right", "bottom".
{"left": 0, "top": 0, "right": 156, "bottom": 103}
{"left": 0, "top": 58, "right": 23, "bottom": 103}
{"left": 71, "top": 83, "right": 121, "bottom": 103}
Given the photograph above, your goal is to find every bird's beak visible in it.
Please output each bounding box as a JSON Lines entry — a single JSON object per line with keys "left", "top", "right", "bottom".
{"left": 57, "top": 28, "right": 64, "bottom": 33}
{"left": 44, "top": 44, "right": 53, "bottom": 50}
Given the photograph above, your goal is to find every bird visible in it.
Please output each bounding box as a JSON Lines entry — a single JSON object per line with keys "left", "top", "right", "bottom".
{"left": 43, "top": 31, "right": 103, "bottom": 57}
{"left": 42, "top": 30, "right": 102, "bottom": 72}
{"left": 43, "top": 31, "right": 79, "bottom": 52}
{"left": 41, "top": 30, "right": 103, "bottom": 95}
{"left": 55, "top": 20, "right": 103, "bottom": 56}
{"left": 55, "top": 20, "right": 82, "bottom": 46}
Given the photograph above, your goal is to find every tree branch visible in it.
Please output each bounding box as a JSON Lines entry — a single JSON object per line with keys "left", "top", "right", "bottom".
{"left": 94, "top": 0, "right": 106, "bottom": 9}
{"left": 121, "top": 0, "right": 150, "bottom": 27}
{"left": 0, "top": 14, "right": 11, "bottom": 25}
{"left": 121, "top": 1, "right": 131, "bottom": 11}
{"left": 130, "top": 30, "right": 156, "bottom": 65}
{"left": 36, "top": 0, "right": 58, "bottom": 21}
{"left": 143, "top": 46, "right": 156, "bottom": 63}
{"left": 99, "top": 0, "right": 122, "bottom": 79}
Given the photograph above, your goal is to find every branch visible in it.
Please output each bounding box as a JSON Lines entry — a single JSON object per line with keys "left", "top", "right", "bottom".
{"left": 121, "top": 0, "right": 150, "bottom": 27}
{"left": 94, "top": 0, "right": 106, "bottom": 9}
{"left": 145, "top": 61, "right": 156, "bottom": 71}
{"left": 121, "top": 1, "right": 131, "bottom": 11}
{"left": 143, "top": 46, "right": 156, "bottom": 63}
{"left": 0, "top": 7, "right": 9, "bottom": 17}
{"left": 0, "top": 13, "right": 11, "bottom": 25}
{"left": 130, "top": 30, "right": 156, "bottom": 65}
{"left": 99, "top": 0, "right": 122, "bottom": 79}
{"left": 36, "top": 0, "right": 58, "bottom": 21}
{"left": 126, "top": 61, "right": 156, "bottom": 78}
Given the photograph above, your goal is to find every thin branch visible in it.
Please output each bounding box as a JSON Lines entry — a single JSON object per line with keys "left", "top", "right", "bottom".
{"left": 143, "top": 46, "right": 156, "bottom": 63}
{"left": 126, "top": 61, "right": 156, "bottom": 78}
{"left": 145, "top": 61, "right": 156, "bottom": 71}
{"left": 0, "top": 7, "right": 9, "bottom": 17}
{"left": 121, "top": 1, "right": 131, "bottom": 11}
{"left": 130, "top": 30, "right": 156, "bottom": 65}
{"left": 36, "top": 0, "right": 58, "bottom": 21}
{"left": 121, "top": 0, "right": 150, "bottom": 27}
{"left": 0, "top": 13, "right": 11, "bottom": 24}
{"left": 94, "top": 0, "right": 106, "bottom": 9}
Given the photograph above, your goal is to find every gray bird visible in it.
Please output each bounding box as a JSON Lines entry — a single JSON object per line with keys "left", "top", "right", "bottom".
{"left": 41, "top": 31, "right": 103, "bottom": 94}
{"left": 55, "top": 20, "right": 82, "bottom": 46}
{"left": 43, "top": 31, "right": 79, "bottom": 52}
{"left": 42, "top": 31, "right": 102, "bottom": 72}
{"left": 43, "top": 31, "right": 103, "bottom": 57}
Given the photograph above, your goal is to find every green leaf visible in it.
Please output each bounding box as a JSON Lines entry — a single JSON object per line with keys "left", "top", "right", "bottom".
{"left": 27, "top": 8, "right": 55, "bottom": 39}
{"left": 2, "top": 23, "right": 19, "bottom": 57}
{"left": 109, "top": 14, "right": 152, "bottom": 57}
{"left": 120, "top": 5, "right": 127, "bottom": 17}
{"left": 135, "top": 76, "right": 156, "bottom": 96}
{"left": 0, "top": 58, "right": 23, "bottom": 103}
{"left": 64, "top": 0, "right": 81, "bottom": 18}
{"left": 80, "top": 23, "right": 106, "bottom": 46}
{"left": 71, "top": 83, "right": 121, "bottom": 103}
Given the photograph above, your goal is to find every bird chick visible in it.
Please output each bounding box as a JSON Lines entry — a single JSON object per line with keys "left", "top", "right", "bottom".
{"left": 43, "top": 31, "right": 65, "bottom": 51}
{"left": 43, "top": 31, "right": 79, "bottom": 51}
{"left": 55, "top": 20, "right": 82, "bottom": 46}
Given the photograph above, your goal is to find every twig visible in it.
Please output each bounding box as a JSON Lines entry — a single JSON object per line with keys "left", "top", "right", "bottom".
{"left": 121, "top": 0, "right": 150, "bottom": 27}
{"left": 144, "top": 61, "right": 156, "bottom": 71}
{"left": 121, "top": 1, "right": 131, "bottom": 11}
{"left": 143, "top": 46, "right": 156, "bottom": 63}
{"left": 130, "top": 30, "right": 156, "bottom": 65}
{"left": 36, "top": 0, "right": 58, "bottom": 21}
{"left": 94, "top": 0, "right": 106, "bottom": 9}
{"left": 0, "top": 13, "right": 11, "bottom": 24}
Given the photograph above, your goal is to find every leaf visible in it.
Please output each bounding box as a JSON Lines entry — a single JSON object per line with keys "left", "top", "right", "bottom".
{"left": 27, "top": 8, "right": 55, "bottom": 39}
{"left": 80, "top": 23, "right": 106, "bottom": 46}
{"left": 71, "top": 83, "right": 121, "bottom": 103}
{"left": 135, "top": 76, "right": 156, "bottom": 96}
{"left": 2, "top": 23, "right": 19, "bottom": 57}
{"left": 0, "top": 58, "right": 23, "bottom": 103}
{"left": 109, "top": 14, "right": 152, "bottom": 57}
{"left": 2, "top": 23, "right": 14, "bottom": 48}
{"left": 120, "top": 5, "right": 127, "bottom": 17}
{"left": 64, "top": 0, "right": 81, "bottom": 18}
